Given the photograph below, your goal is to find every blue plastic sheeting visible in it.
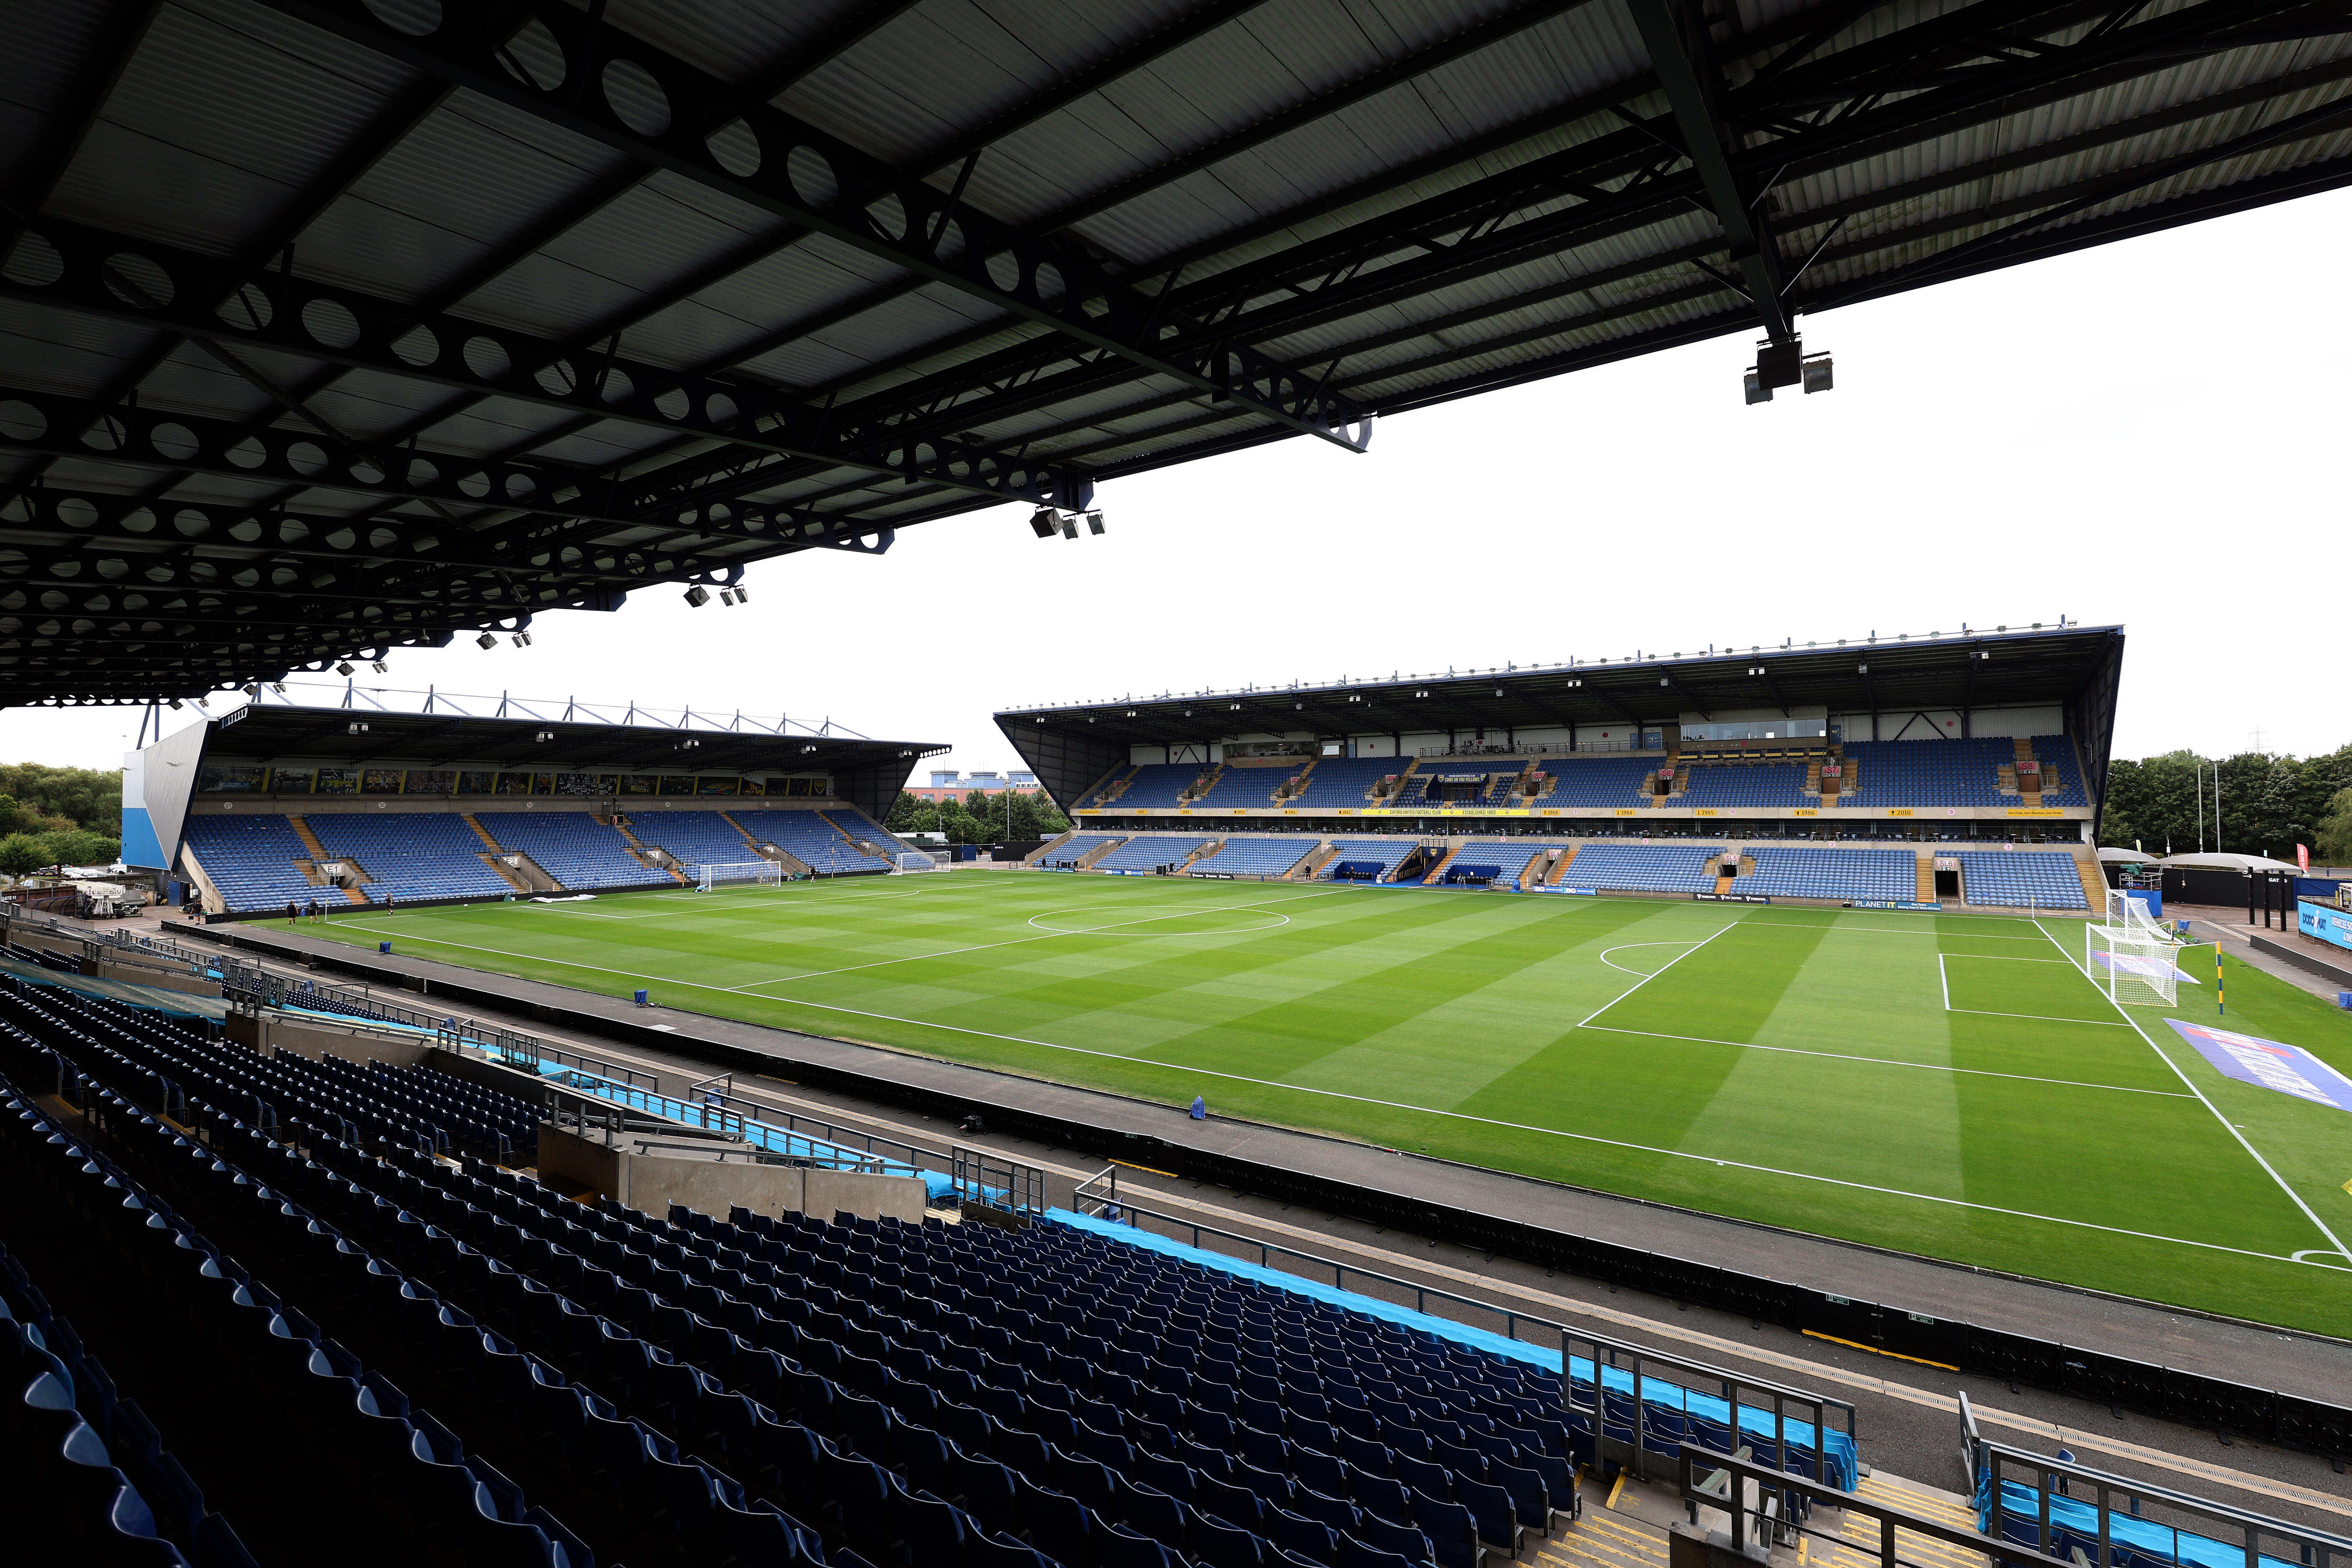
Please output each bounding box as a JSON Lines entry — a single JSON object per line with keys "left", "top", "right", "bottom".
{"left": 1050, "top": 1208, "right": 1856, "bottom": 1488}
{"left": 1982, "top": 1479, "right": 2305, "bottom": 1568}
{"left": 0, "top": 956, "right": 229, "bottom": 1021}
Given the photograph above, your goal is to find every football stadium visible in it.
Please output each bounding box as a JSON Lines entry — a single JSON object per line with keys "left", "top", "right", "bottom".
{"left": 4, "top": 4, "right": 2352, "bottom": 1568}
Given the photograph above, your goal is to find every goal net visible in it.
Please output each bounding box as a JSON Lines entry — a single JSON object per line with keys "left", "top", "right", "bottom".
{"left": 2087, "top": 923, "right": 2177, "bottom": 1007}
{"left": 695, "top": 861, "right": 782, "bottom": 891}
{"left": 2108, "top": 888, "right": 2164, "bottom": 932}
{"left": 895, "top": 852, "right": 944, "bottom": 874}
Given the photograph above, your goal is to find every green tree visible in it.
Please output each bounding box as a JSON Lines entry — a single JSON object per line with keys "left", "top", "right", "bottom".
{"left": 0, "top": 763, "right": 120, "bottom": 833}
{"left": 884, "top": 789, "right": 925, "bottom": 832}
{"left": 0, "top": 833, "right": 51, "bottom": 877}
{"left": 40, "top": 829, "right": 119, "bottom": 866}
{"left": 2314, "top": 787, "right": 2352, "bottom": 868}
{"left": 2100, "top": 750, "right": 2203, "bottom": 855}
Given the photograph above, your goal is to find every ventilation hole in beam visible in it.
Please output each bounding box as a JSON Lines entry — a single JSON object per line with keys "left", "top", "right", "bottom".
{"left": 787, "top": 145, "right": 838, "bottom": 209}
{"left": 3, "top": 232, "right": 64, "bottom": 288}
{"left": 391, "top": 324, "right": 438, "bottom": 366}
{"left": 362, "top": 0, "right": 440, "bottom": 35}
{"left": 102, "top": 252, "right": 172, "bottom": 308}
{"left": 463, "top": 335, "right": 512, "bottom": 380}
{"left": 603, "top": 58, "right": 671, "bottom": 137}
{"left": 706, "top": 118, "right": 760, "bottom": 177}
{"left": 301, "top": 297, "right": 362, "bottom": 349}
{"left": 497, "top": 18, "right": 566, "bottom": 91}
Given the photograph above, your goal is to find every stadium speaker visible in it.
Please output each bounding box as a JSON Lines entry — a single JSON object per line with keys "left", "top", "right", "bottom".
{"left": 1085, "top": 510, "right": 1105, "bottom": 535}
{"left": 1059, "top": 513, "right": 1079, "bottom": 540}
{"left": 335, "top": 661, "right": 353, "bottom": 675}
{"left": 476, "top": 632, "right": 497, "bottom": 649}
{"left": 1803, "top": 353, "right": 1834, "bottom": 393}
{"left": 1029, "top": 507, "right": 1057, "bottom": 538}
{"left": 682, "top": 584, "right": 711, "bottom": 607}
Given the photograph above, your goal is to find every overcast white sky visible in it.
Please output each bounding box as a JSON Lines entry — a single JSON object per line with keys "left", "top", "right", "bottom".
{"left": 6, "top": 186, "right": 2346, "bottom": 778}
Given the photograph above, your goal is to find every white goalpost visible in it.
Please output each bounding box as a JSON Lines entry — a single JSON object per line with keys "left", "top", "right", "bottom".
{"left": 695, "top": 861, "right": 783, "bottom": 891}
{"left": 2086, "top": 922, "right": 2179, "bottom": 1008}
{"left": 895, "top": 852, "right": 945, "bottom": 874}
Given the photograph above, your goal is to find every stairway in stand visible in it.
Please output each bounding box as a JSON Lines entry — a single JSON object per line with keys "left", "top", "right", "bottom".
{"left": 1918, "top": 855, "right": 1939, "bottom": 903}
{"left": 1544, "top": 845, "right": 1580, "bottom": 885}
{"left": 289, "top": 817, "right": 371, "bottom": 903}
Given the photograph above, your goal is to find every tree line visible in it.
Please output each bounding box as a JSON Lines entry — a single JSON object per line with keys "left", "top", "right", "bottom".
{"left": 885, "top": 788, "right": 1071, "bottom": 845}
{"left": 0, "top": 762, "right": 124, "bottom": 875}
{"left": 2100, "top": 743, "right": 2352, "bottom": 864}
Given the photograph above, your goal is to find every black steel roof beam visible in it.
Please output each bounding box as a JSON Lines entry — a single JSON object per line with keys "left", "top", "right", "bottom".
{"left": 1629, "top": 0, "right": 1791, "bottom": 341}
{"left": 260, "top": 0, "right": 1372, "bottom": 453}
{"left": 0, "top": 0, "right": 164, "bottom": 247}
{"left": 4, "top": 214, "right": 1086, "bottom": 513}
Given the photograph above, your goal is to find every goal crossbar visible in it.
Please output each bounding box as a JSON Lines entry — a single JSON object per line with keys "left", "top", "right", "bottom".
{"left": 2087, "top": 922, "right": 2177, "bottom": 1008}
{"left": 695, "top": 860, "right": 782, "bottom": 891}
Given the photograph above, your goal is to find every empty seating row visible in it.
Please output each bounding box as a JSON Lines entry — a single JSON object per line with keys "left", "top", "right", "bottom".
{"left": 1042, "top": 836, "right": 1125, "bottom": 868}
{"left": 1099, "top": 767, "right": 1209, "bottom": 811}
{"left": 1955, "top": 852, "right": 2088, "bottom": 909}
{"left": 1427, "top": 845, "right": 1568, "bottom": 888}
{"left": 1672, "top": 765, "right": 1810, "bottom": 809}
{"left": 178, "top": 816, "right": 320, "bottom": 912}
{"left": 1552, "top": 845, "right": 1724, "bottom": 893}
{"left": 1287, "top": 761, "right": 1407, "bottom": 812}
{"left": 1189, "top": 840, "right": 1320, "bottom": 878}
{"left": 307, "top": 813, "right": 515, "bottom": 904}
{"left": 1737, "top": 849, "right": 1917, "bottom": 902}
{"left": 733, "top": 811, "right": 896, "bottom": 875}
{"left": 1094, "top": 838, "right": 1212, "bottom": 873}
{"left": 475, "top": 813, "right": 663, "bottom": 891}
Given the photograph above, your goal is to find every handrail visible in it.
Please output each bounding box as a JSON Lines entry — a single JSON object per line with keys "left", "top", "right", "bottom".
{"left": 1973, "top": 1436, "right": 2350, "bottom": 1568}
{"left": 1070, "top": 1169, "right": 1856, "bottom": 1466}
{"left": 1679, "top": 1444, "right": 2074, "bottom": 1568}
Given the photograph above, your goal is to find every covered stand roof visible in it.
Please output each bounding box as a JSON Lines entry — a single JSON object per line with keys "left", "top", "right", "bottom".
{"left": 4, "top": 1, "right": 2341, "bottom": 706}
{"left": 994, "top": 623, "right": 2127, "bottom": 811}
{"left": 188, "top": 700, "right": 943, "bottom": 822}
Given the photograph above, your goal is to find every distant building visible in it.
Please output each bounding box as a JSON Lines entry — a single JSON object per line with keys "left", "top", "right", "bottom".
{"left": 906, "top": 769, "right": 1039, "bottom": 804}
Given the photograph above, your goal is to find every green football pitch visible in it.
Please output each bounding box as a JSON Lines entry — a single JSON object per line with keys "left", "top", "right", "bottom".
{"left": 306, "top": 874, "right": 2352, "bottom": 1334}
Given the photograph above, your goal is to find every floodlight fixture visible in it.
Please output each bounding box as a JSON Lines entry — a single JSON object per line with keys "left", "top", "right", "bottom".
{"left": 1085, "top": 510, "right": 1104, "bottom": 535}
{"left": 477, "top": 632, "right": 497, "bottom": 649}
{"left": 1028, "top": 508, "right": 1056, "bottom": 538}
{"left": 733, "top": 586, "right": 749, "bottom": 604}
{"left": 167, "top": 698, "right": 182, "bottom": 709}
{"left": 242, "top": 684, "right": 259, "bottom": 697}
{"left": 1059, "top": 512, "right": 1078, "bottom": 540}
{"left": 346, "top": 721, "right": 369, "bottom": 735}
{"left": 371, "top": 660, "right": 389, "bottom": 674}
{"left": 1803, "top": 353, "right": 1834, "bottom": 393}
{"left": 512, "top": 632, "right": 531, "bottom": 647}
{"left": 270, "top": 683, "right": 286, "bottom": 695}
{"left": 683, "top": 584, "right": 711, "bottom": 608}
{"left": 335, "top": 661, "right": 354, "bottom": 675}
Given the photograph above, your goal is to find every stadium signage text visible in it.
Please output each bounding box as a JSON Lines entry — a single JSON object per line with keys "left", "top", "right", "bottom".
{"left": 2299, "top": 899, "right": 2352, "bottom": 952}
{"left": 1547, "top": 886, "right": 1599, "bottom": 895}
{"left": 1692, "top": 892, "right": 1772, "bottom": 904}
{"left": 2006, "top": 808, "right": 2066, "bottom": 817}
{"left": 1851, "top": 899, "right": 1943, "bottom": 911}
{"left": 1885, "top": 808, "right": 1914, "bottom": 817}
{"left": 2167, "top": 1021, "right": 2352, "bottom": 1113}
{"left": 1190, "top": 871, "right": 1237, "bottom": 879}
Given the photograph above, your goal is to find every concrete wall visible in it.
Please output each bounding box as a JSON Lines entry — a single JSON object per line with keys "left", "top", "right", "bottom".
{"left": 224, "top": 1008, "right": 440, "bottom": 1066}
{"left": 535, "top": 1123, "right": 929, "bottom": 1224}
{"left": 91, "top": 959, "right": 222, "bottom": 997}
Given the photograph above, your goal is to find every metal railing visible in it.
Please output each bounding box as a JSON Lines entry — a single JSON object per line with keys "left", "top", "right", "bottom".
{"left": 1965, "top": 1399, "right": 2348, "bottom": 1568}
{"left": 954, "top": 1145, "right": 1046, "bottom": 1219}
{"left": 1070, "top": 1168, "right": 1854, "bottom": 1481}
{"left": 1680, "top": 1445, "right": 2069, "bottom": 1568}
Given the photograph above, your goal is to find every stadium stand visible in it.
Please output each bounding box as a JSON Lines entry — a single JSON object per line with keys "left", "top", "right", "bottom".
{"left": 1287, "top": 759, "right": 1409, "bottom": 811}
{"left": 178, "top": 815, "right": 322, "bottom": 912}
{"left": 475, "top": 811, "right": 662, "bottom": 891}
{"left": 1188, "top": 837, "right": 1321, "bottom": 877}
{"left": 731, "top": 810, "right": 896, "bottom": 875}
{"left": 0, "top": 977, "right": 1926, "bottom": 1568}
{"left": 1955, "top": 851, "right": 2090, "bottom": 909}
{"left": 2024, "top": 740, "right": 2091, "bottom": 806}
{"left": 1739, "top": 848, "right": 1919, "bottom": 902}
{"left": 1555, "top": 845, "right": 1725, "bottom": 893}
{"left": 1095, "top": 836, "right": 1211, "bottom": 871}
{"left": 306, "top": 812, "right": 515, "bottom": 904}
{"left": 1040, "top": 834, "right": 1124, "bottom": 868}
{"left": 1104, "top": 764, "right": 1210, "bottom": 810}
{"left": 1675, "top": 764, "right": 1811, "bottom": 809}
{"left": 1321, "top": 840, "right": 1421, "bottom": 881}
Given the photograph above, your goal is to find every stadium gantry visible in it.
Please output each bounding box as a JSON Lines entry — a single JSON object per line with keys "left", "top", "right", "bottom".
{"left": 4, "top": 1, "right": 2348, "bottom": 706}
